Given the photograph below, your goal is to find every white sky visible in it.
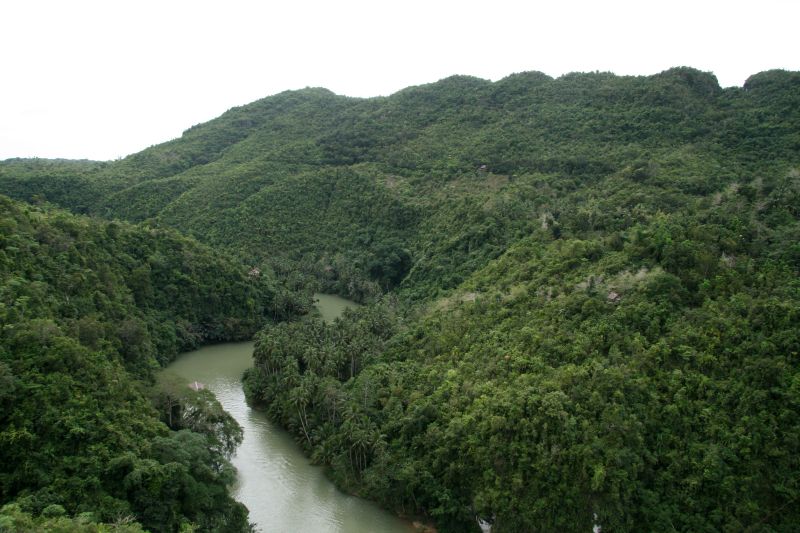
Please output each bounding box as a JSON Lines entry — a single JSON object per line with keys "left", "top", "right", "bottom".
{"left": 1, "top": 0, "right": 798, "bottom": 161}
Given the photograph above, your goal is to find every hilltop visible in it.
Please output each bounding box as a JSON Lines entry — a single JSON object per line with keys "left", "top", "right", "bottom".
{"left": 3, "top": 68, "right": 797, "bottom": 301}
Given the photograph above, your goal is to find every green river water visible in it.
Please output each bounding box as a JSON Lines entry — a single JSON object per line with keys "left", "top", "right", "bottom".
{"left": 164, "top": 295, "right": 412, "bottom": 533}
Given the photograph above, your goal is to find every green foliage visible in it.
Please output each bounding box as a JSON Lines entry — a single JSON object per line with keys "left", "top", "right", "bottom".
{"left": 245, "top": 170, "right": 800, "bottom": 531}
{"left": 0, "top": 196, "right": 276, "bottom": 531}
{"left": 245, "top": 69, "right": 800, "bottom": 531}
{"left": 243, "top": 300, "right": 399, "bottom": 464}
{"left": 152, "top": 375, "right": 243, "bottom": 460}
{"left": 0, "top": 159, "right": 106, "bottom": 214}
{"left": 0, "top": 502, "right": 147, "bottom": 532}
{"left": 2, "top": 67, "right": 800, "bottom": 531}
{"left": 7, "top": 68, "right": 797, "bottom": 300}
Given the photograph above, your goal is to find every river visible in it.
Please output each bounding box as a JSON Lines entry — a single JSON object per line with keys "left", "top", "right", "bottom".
{"left": 164, "top": 294, "right": 412, "bottom": 533}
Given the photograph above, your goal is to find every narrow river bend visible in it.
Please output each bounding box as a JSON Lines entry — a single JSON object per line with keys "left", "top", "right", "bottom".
{"left": 164, "top": 295, "right": 412, "bottom": 533}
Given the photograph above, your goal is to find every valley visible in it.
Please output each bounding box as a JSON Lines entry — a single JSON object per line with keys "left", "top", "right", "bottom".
{"left": 1, "top": 67, "right": 799, "bottom": 532}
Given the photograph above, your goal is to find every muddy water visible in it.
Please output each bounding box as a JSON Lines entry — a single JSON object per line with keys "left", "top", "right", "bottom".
{"left": 164, "top": 296, "right": 411, "bottom": 532}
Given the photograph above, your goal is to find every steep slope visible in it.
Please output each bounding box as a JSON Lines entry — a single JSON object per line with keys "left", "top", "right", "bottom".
{"left": 235, "top": 70, "right": 799, "bottom": 531}
{"left": 0, "top": 195, "right": 286, "bottom": 531}
{"left": 244, "top": 165, "right": 800, "bottom": 532}
{"left": 1, "top": 67, "right": 800, "bottom": 531}
{"left": 6, "top": 68, "right": 798, "bottom": 302}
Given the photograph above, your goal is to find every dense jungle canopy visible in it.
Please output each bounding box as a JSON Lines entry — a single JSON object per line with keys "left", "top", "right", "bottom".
{"left": 1, "top": 66, "right": 799, "bottom": 531}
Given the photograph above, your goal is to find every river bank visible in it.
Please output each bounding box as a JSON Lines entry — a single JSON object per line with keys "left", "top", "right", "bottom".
{"left": 163, "top": 296, "right": 412, "bottom": 532}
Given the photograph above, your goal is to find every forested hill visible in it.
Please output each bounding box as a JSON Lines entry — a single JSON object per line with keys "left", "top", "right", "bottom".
{"left": 2, "top": 68, "right": 798, "bottom": 301}
{"left": 1, "top": 67, "right": 799, "bottom": 532}
{"left": 0, "top": 195, "right": 289, "bottom": 531}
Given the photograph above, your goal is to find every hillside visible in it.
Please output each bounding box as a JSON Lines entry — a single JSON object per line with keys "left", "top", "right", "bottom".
{"left": 243, "top": 166, "right": 800, "bottom": 530}
{"left": 1, "top": 67, "right": 799, "bottom": 531}
{"left": 0, "top": 195, "right": 294, "bottom": 531}
{"left": 3, "top": 68, "right": 797, "bottom": 301}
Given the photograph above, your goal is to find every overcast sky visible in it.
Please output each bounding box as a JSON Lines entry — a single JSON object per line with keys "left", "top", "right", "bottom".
{"left": 1, "top": 0, "right": 798, "bottom": 161}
